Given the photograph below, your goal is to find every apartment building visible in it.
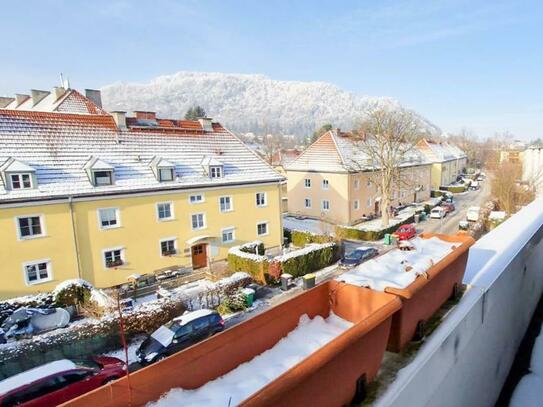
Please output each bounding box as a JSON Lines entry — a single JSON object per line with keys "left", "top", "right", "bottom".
{"left": 285, "top": 129, "right": 432, "bottom": 225}
{"left": 0, "top": 87, "right": 284, "bottom": 299}
{"left": 416, "top": 138, "right": 467, "bottom": 189}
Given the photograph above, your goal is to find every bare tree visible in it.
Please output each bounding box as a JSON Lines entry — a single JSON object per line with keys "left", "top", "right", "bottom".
{"left": 351, "top": 109, "right": 425, "bottom": 227}
{"left": 491, "top": 161, "right": 536, "bottom": 214}
{"left": 261, "top": 133, "right": 281, "bottom": 165}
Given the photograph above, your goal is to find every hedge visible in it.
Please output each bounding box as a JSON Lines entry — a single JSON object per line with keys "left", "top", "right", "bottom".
{"left": 238, "top": 241, "right": 265, "bottom": 255}
{"left": 289, "top": 229, "right": 334, "bottom": 247}
{"left": 272, "top": 243, "right": 338, "bottom": 279}
{"left": 227, "top": 253, "right": 268, "bottom": 284}
{"left": 439, "top": 185, "right": 467, "bottom": 193}
{"left": 335, "top": 215, "right": 415, "bottom": 241}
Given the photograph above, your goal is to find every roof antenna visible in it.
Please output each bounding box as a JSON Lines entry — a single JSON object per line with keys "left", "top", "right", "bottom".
{"left": 59, "top": 72, "right": 70, "bottom": 90}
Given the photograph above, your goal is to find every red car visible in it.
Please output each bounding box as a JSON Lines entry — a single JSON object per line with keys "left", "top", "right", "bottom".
{"left": 441, "top": 202, "right": 455, "bottom": 214}
{"left": 0, "top": 356, "right": 126, "bottom": 406}
{"left": 392, "top": 223, "right": 417, "bottom": 241}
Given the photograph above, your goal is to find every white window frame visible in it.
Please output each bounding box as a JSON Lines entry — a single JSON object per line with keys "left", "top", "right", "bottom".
{"left": 102, "top": 246, "right": 125, "bottom": 269}
{"left": 219, "top": 196, "right": 233, "bottom": 213}
{"left": 304, "top": 198, "right": 312, "bottom": 208}
{"left": 256, "top": 221, "right": 269, "bottom": 237}
{"left": 191, "top": 212, "right": 206, "bottom": 230}
{"left": 354, "top": 179, "right": 360, "bottom": 190}
{"left": 354, "top": 200, "right": 360, "bottom": 210}
{"left": 304, "top": 178, "right": 311, "bottom": 188}
{"left": 221, "top": 227, "right": 236, "bottom": 244}
{"left": 367, "top": 197, "right": 372, "bottom": 207}
{"left": 210, "top": 166, "right": 223, "bottom": 179}
{"left": 10, "top": 173, "right": 33, "bottom": 190}
{"left": 159, "top": 237, "right": 178, "bottom": 257}
{"left": 22, "top": 258, "right": 52, "bottom": 286}
{"left": 322, "top": 179, "right": 329, "bottom": 190}
{"left": 92, "top": 170, "right": 114, "bottom": 186}
{"left": 15, "top": 214, "right": 46, "bottom": 240}
{"left": 158, "top": 167, "right": 175, "bottom": 182}
{"left": 189, "top": 194, "right": 205, "bottom": 204}
{"left": 256, "top": 192, "right": 267, "bottom": 207}
{"left": 97, "top": 207, "right": 121, "bottom": 230}
{"left": 322, "top": 200, "right": 330, "bottom": 211}
{"left": 156, "top": 202, "right": 174, "bottom": 222}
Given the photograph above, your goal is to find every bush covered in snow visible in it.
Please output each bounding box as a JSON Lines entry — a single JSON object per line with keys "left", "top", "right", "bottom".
{"left": 228, "top": 243, "right": 268, "bottom": 283}
{"left": 52, "top": 279, "right": 93, "bottom": 308}
{"left": 289, "top": 229, "right": 334, "bottom": 247}
{"left": 335, "top": 215, "right": 415, "bottom": 241}
{"left": 238, "top": 240, "right": 265, "bottom": 256}
{"left": 270, "top": 243, "right": 338, "bottom": 279}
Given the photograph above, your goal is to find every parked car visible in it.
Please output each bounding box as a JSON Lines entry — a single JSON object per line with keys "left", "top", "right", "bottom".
{"left": 430, "top": 207, "right": 447, "bottom": 219}
{"left": 392, "top": 223, "right": 417, "bottom": 241}
{"left": 0, "top": 357, "right": 126, "bottom": 407}
{"left": 442, "top": 202, "right": 455, "bottom": 213}
{"left": 469, "top": 181, "right": 480, "bottom": 191}
{"left": 467, "top": 206, "right": 480, "bottom": 222}
{"left": 136, "top": 309, "right": 224, "bottom": 365}
{"left": 339, "top": 247, "right": 379, "bottom": 268}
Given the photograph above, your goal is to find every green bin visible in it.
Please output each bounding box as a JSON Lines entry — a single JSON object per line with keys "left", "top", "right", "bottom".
{"left": 302, "top": 273, "right": 316, "bottom": 290}
{"left": 242, "top": 288, "right": 255, "bottom": 307}
{"left": 384, "top": 233, "right": 392, "bottom": 245}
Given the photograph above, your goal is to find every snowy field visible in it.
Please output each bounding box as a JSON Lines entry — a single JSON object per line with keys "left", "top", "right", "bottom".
{"left": 337, "top": 236, "right": 456, "bottom": 291}
{"left": 282, "top": 216, "right": 335, "bottom": 236}
{"left": 148, "top": 313, "right": 353, "bottom": 406}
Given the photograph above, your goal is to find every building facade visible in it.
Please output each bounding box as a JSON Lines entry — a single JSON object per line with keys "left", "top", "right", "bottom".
{"left": 523, "top": 146, "right": 543, "bottom": 196}
{"left": 285, "top": 130, "right": 432, "bottom": 225}
{"left": 416, "top": 139, "right": 467, "bottom": 190}
{"left": 0, "top": 88, "right": 284, "bottom": 299}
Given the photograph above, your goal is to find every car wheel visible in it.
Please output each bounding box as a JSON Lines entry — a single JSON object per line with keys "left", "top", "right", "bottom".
{"left": 155, "top": 354, "right": 167, "bottom": 363}
{"left": 102, "top": 376, "right": 118, "bottom": 385}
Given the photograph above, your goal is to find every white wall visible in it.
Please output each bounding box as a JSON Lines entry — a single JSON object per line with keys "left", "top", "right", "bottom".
{"left": 523, "top": 147, "right": 543, "bottom": 196}
{"left": 375, "top": 198, "right": 543, "bottom": 407}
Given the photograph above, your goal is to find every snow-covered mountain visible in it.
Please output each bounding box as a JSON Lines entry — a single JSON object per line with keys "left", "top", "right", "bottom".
{"left": 101, "top": 72, "right": 440, "bottom": 138}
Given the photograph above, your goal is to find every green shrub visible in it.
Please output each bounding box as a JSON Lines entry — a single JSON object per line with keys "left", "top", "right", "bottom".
{"left": 279, "top": 244, "right": 338, "bottom": 278}
{"left": 335, "top": 215, "right": 415, "bottom": 241}
{"left": 238, "top": 241, "right": 265, "bottom": 255}
{"left": 227, "top": 253, "right": 268, "bottom": 284}
{"left": 290, "top": 229, "right": 334, "bottom": 247}
{"left": 431, "top": 190, "right": 445, "bottom": 198}
{"left": 438, "top": 185, "right": 467, "bottom": 193}
{"left": 283, "top": 229, "right": 292, "bottom": 245}
{"left": 220, "top": 288, "right": 247, "bottom": 312}
{"left": 53, "top": 280, "right": 92, "bottom": 307}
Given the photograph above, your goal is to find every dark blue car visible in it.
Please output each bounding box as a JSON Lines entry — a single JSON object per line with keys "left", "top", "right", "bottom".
{"left": 340, "top": 247, "right": 379, "bottom": 268}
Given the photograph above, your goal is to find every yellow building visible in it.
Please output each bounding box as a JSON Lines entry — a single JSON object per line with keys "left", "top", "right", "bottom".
{"left": 0, "top": 88, "right": 284, "bottom": 299}
{"left": 285, "top": 130, "right": 432, "bottom": 225}
{"left": 416, "top": 139, "right": 467, "bottom": 190}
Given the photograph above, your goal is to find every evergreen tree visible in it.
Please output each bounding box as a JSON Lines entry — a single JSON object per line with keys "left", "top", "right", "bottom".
{"left": 311, "top": 123, "right": 333, "bottom": 143}
{"left": 184, "top": 105, "right": 207, "bottom": 120}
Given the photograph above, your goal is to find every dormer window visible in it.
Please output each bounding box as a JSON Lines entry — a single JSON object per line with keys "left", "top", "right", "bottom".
{"left": 84, "top": 157, "right": 115, "bottom": 187}
{"left": 150, "top": 157, "right": 176, "bottom": 182}
{"left": 10, "top": 173, "right": 33, "bottom": 189}
{"left": 210, "top": 166, "right": 222, "bottom": 179}
{"left": 201, "top": 156, "right": 224, "bottom": 179}
{"left": 93, "top": 170, "right": 113, "bottom": 186}
{"left": 0, "top": 158, "right": 37, "bottom": 191}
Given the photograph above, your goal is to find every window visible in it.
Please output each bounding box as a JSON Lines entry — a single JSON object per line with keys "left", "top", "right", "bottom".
{"left": 104, "top": 249, "right": 123, "bottom": 268}
{"left": 304, "top": 198, "right": 312, "bottom": 208}
{"left": 304, "top": 179, "right": 311, "bottom": 188}
{"left": 160, "top": 239, "right": 177, "bottom": 256}
{"left": 219, "top": 196, "right": 233, "bottom": 212}
{"left": 191, "top": 213, "right": 206, "bottom": 230}
{"left": 221, "top": 227, "right": 235, "bottom": 243}
{"left": 157, "top": 202, "right": 173, "bottom": 221}
{"left": 159, "top": 168, "right": 174, "bottom": 182}
{"left": 354, "top": 200, "right": 360, "bottom": 210}
{"left": 322, "top": 179, "right": 329, "bottom": 189}
{"left": 367, "top": 197, "right": 372, "bottom": 207}
{"left": 257, "top": 222, "right": 268, "bottom": 236}
{"left": 210, "top": 166, "right": 223, "bottom": 178}
{"left": 24, "top": 260, "right": 51, "bottom": 284}
{"left": 256, "top": 192, "right": 267, "bottom": 207}
{"left": 367, "top": 179, "right": 371, "bottom": 187}
{"left": 10, "top": 173, "right": 32, "bottom": 189}
{"left": 322, "top": 200, "right": 330, "bottom": 211}
{"left": 98, "top": 208, "right": 119, "bottom": 229}
{"left": 17, "top": 216, "right": 43, "bottom": 238}
{"left": 189, "top": 194, "right": 204, "bottom": 204}
{"left": 93, "top": 170, "right": 113, "bottom": 186}
{"left": 354, "top": 179, "right": 360, "bottom": 190}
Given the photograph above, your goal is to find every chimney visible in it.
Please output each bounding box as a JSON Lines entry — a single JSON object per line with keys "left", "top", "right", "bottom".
{"left": 31, "top": 89, "right": 50, "bottom": 106}
{"left": 15, "top": 94, "right": 30, "bottom": 107}
{"left": 134, "top": 111, "right": 156, "bottom": 121}
{"left": 85, "top": 89, "right": 102, "bottom": 108}
{"left": 52, "top": 86, "right": 66, "bottom": 101}
{"left": 0, "top": 97, "right": 15, "bottom": 108}
{"left": 199, "top": 117, "right": 213, "bottom": 132}
{"left": 111, "top": 111, "right": 127, "bottom": 129}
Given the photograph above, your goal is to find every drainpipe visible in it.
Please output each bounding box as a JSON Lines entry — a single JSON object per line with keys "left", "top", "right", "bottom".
{"left": 69, "top": 196, "right": 83, "bottom": 280}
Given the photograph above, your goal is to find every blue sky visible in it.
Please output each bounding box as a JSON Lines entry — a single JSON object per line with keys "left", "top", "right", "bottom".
{"left": 1, "top": 0, "right": 542, "bottom": 140}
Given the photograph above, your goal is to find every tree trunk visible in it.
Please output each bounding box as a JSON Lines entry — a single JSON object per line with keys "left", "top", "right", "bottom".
{"left": 381, "top": 178, "right": 390, "bottom": 227}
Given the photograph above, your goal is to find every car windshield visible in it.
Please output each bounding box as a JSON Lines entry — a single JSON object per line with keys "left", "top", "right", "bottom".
{"left": 164, "top": 320, "right": 181, "bottom": 331}
{"left": 398, "top": 227, "right": 409, "bottom": 232}
{"left": 73, "top": 359, "right": 100, "bottom": 370}
{"left": 345, "top": 251, "right": 364, "bottom": 260}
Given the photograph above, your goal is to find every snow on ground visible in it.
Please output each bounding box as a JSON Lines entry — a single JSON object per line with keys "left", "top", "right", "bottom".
{"left": 102, "top": 335, "right": 146, "bottom": 365}
{"left": 0, "top": 359, "right": 76, "bottom": 394}
{"left": 148, "top": 313, "right": 353, "bottom": 407}
{"left": 351, "top": 208, "right": 415, "bottom": 232}
{"left": 336, "top": 237, "right": 456, "bottom": 291}
{"left": 283, "top": 216, "right": 335, "bottom": 236}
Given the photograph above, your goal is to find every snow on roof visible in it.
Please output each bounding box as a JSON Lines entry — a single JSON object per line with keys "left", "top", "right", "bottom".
{"left": 173, "top": 309, "right": 215, "bottom": 325}
{"left": 337, "top": 236, "right": 456, "bottom": 291}
{"left": 4, "top": 89, "right": 106, "bottom": 115}
{"left": 416, "top": 138, "right": 466, "bottom": 163}
{"left": 0, "top": 158, "right": 35, "bottom": 173}
{"left": 0, "top": 109, "right": 283, "bottom": 202}
{"left": 0, "top": 359, "right": 76, "bottom": 395}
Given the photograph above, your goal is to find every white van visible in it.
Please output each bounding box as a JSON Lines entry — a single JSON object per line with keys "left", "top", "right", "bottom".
{"left": 430, "top": 207, "right": 446, "bottom": 219}
{"left": 467, "top": 206, "right": 480, "bottom": 222}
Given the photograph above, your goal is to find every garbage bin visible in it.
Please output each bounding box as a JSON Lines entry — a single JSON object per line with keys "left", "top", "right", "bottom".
{"left": 302, "top": 273, "right": 316, "bottom": 290}
{"left": 242, "top": 288, "right": 255, "bottom": 307}
{"left": 414, "top": 214, "right": 420, "bottom": 224}
{"left": 391, "top": 235, "right": 398, "bottom": 245}
{"left": 384, "top": 234, "right": 392, "bottom": 245}
{"left": 280, "top": 273, "right": 293, "bottom": 291}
